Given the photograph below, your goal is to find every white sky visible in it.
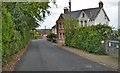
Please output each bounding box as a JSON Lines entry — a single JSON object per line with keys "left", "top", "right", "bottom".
{"left": 36, "top": 0, "right": 119, "bottom": 29}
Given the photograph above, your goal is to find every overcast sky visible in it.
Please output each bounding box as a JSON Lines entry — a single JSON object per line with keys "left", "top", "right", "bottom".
{"left": 36, "top": 0, "right": 119, "bottom": 29}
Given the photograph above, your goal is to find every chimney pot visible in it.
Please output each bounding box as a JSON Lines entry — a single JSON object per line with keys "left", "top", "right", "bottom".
{"left": 99, "top": 1, "right": 104, "bottom": 8}
{"left": 64, "top": 7, "right": 69, "bottom": 14}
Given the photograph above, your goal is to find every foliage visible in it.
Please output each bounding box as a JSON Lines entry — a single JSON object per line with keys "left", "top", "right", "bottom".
{"left": 118, "top": 29, "right": 120, "bottom": 37}
{"left": 32, "top": 29, "right": 41, "bottom": 39}
{"left": 47, "top": 33, "right": 56, "bottom": 39}
{"left": 47, "top": 33, "right": 56, "bottom": 42}
{"left": 63, "top": 18, "right": 112, "bottom": 54}
{"left": 2, "top": 2, "right": 50, "bottom": 65}
{"left": 118, "top": 29, "right": 120, "bottom": 55}
{"left": 2, "top": 2, "right": 50, "bottom": 30}
{"left": 63, "top": 17, "right": 79, "bottom": 46}
{"left": 2, "top": 6, "right": 15, "bottom": 64}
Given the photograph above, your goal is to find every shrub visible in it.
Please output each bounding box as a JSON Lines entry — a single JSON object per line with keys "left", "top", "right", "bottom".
{"left": 64, "top": 17, "right": 112, "bottom": 54}
{"left": 32, "top": 29, "right": 41, "bottom": 39}
{"left": 47, "top": 33, "right": 56, "bottom": 43}
{"left": 2, "top": 6, "right": 32, "bottom": 65}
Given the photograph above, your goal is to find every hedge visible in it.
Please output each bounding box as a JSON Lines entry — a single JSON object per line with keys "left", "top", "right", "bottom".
{"left": 65, "top": 24, "right": 112, "bottom": 55}
{"left": 2, "top": 2, "right": 50, "bottom": 66}
{"left": 2, "top": 6, "right": 31, "bottom": 65}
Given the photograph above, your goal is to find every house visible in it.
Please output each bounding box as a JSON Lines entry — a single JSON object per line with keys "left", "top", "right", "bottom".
{"left": 52, "top": 24, "right": 57, "bottom": 35}
{"left": 37, "top": 29, "right": 52, "bottom": 37}
{"left": 53, "top": 1, "right": 110, "bottom": 44}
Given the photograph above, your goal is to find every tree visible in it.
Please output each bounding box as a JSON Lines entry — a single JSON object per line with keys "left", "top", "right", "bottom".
{"left": 63, "top": 17, "right": 79, "bottom": 46}
{"left": 2, "top": 6, "right": 15, "bottom": 64}
{"left": 3, "top": 2, "right": 50, "bottom": 30}
{"left": 2, "top": 2, "right": 50, "bottom": 65}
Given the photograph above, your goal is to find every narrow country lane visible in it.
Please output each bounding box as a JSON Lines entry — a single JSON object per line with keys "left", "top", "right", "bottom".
{"left": 14, "top": 39, "right": 112, "bottom": 71}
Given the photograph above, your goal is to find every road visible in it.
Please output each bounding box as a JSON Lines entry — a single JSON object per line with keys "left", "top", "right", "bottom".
{"left": 14, "top": 39, "right": 112, "bottom": 71}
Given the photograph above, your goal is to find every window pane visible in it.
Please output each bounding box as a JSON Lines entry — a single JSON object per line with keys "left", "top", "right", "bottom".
{"left": 82, "top": 13, "right": 84, "bottom": 18}
{"left": 59, "top": 23, "right": 61, "bottom": 28}
{"left": 60, "top": 33, "right": 62, "bottom": 39}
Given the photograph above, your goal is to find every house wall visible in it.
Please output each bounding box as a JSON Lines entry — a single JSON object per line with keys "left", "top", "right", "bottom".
{"left": 56, "top": 15, "right": 65, "bottom": 45}
{"left": 56, "top": 15, "right": 65, "bottom": 40}
{"left": 89, "top": 21, "right": 95, "bottom": 25}
{"left": 52, "top": 28, "right": 57, "bottom": 35}
{"left": 78, "top": 11, "right": 90, "bottom": 26}
{"left": 95, "top": 9, "right": 109, "bottom": 25}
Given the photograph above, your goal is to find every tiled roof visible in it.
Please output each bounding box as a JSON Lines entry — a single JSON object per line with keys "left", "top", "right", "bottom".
{"left": 62, "top": 10, "right": 81, "bottom": 19}
{"left": 82, "top": 7, "right": 101, "bottom": 21}
{"left": 52, "top": 24, "right": 57, "bottom": 28}
{"left": 62, "top": 7, "right": 110, "bottom": 21}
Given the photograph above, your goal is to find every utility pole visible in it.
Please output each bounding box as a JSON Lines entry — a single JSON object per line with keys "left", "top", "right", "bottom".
{"left": 69, "top": 0, "right": 71, "bottom": 12}
{"left": 69, "top": 0, "right": 71, "bottom": 25}
{"left": 45, "top": 26, "right": 46, "bottom": 35}
{"left": 69, "top": 0, "right": 72, "bottom": 37}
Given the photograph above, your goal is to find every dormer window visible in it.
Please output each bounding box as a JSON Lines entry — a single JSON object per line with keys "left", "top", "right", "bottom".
{"left": 82, "top": 13, "right": 85, "bottom": 18}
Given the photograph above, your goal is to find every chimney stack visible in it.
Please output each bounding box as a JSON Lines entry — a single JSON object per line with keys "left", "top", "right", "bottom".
{"left": 99, "top": 1, "right": 104, "bottom": 8}
{"left": 64, "top": 7, "right": 69, "bottom": 14}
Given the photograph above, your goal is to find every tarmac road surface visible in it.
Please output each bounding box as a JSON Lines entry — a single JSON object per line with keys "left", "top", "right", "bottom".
{"left": 14, "top": 39, "right": 112, "bottom": 71}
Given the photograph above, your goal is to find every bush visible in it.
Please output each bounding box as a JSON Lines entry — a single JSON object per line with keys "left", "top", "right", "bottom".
{"left": 47, "top": 33, "right": 57, "bottom": 43}
{"left": 2, "top": 2, "right": 50, "bottom": 66}
{"left": 64, "top": 23, "right": 112, "bottom": 54}
{"left": 2, "top": 6, "right": 32, "bottom": 65}
{"left": 32, "top": 29, "right": 41, "bottom": 39}
{"left": 2, "top": 6, "right": 15, "bottom": 64}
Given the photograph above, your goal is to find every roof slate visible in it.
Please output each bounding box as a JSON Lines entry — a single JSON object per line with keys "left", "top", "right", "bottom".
{"left": 62, "top": 10, "right": 81, "bottom": 19}
{"left": 52, "top": 24, "right": 57, "bottom": 28}
{"left": 62, "top": 7, "right": 109, "bottom": 21}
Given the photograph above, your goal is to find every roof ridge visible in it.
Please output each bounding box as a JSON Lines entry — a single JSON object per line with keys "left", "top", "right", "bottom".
{"left": 63, "top": 7, "right": 100, "bottom": 14}
{"left": 82, "top": 7, "right": 100, "bottom": 11}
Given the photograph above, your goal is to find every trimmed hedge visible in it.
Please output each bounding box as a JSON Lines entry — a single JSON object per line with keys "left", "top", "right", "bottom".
{"left": 2, "top": 6, "right": 31, "bottom": 65}
{"left": 2, "top": 2, "right": 50, "bottom": 66}
{"left": 65, "top": 24, "right": 112, "bottom": 55}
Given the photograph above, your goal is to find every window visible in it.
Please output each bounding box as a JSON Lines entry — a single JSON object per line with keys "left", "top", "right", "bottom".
{"left": 59, "top": 33, "right": 64, "bottom": 39}
{"left": 82, "top": 13, "right": 85, "bottom": 18}
{"left": 81, "top": 21, "right": 83, "bottom": 26}
{"left": 84, "top": 21, "right": 87, "bottom": 26}
{"left": 59, "top": 23, "right": 62, "bottom": 29}
{"left": 59, "top": 23, "right": 63, "bottom": 29}
{"left": 59, "top": 33, "right": 62, "bottom": 39}
{"left": 63, "top": 33, "right": 64, "bottom": 39}
{"left": 61, "top": 24, "right": 64, "bottom": 29}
